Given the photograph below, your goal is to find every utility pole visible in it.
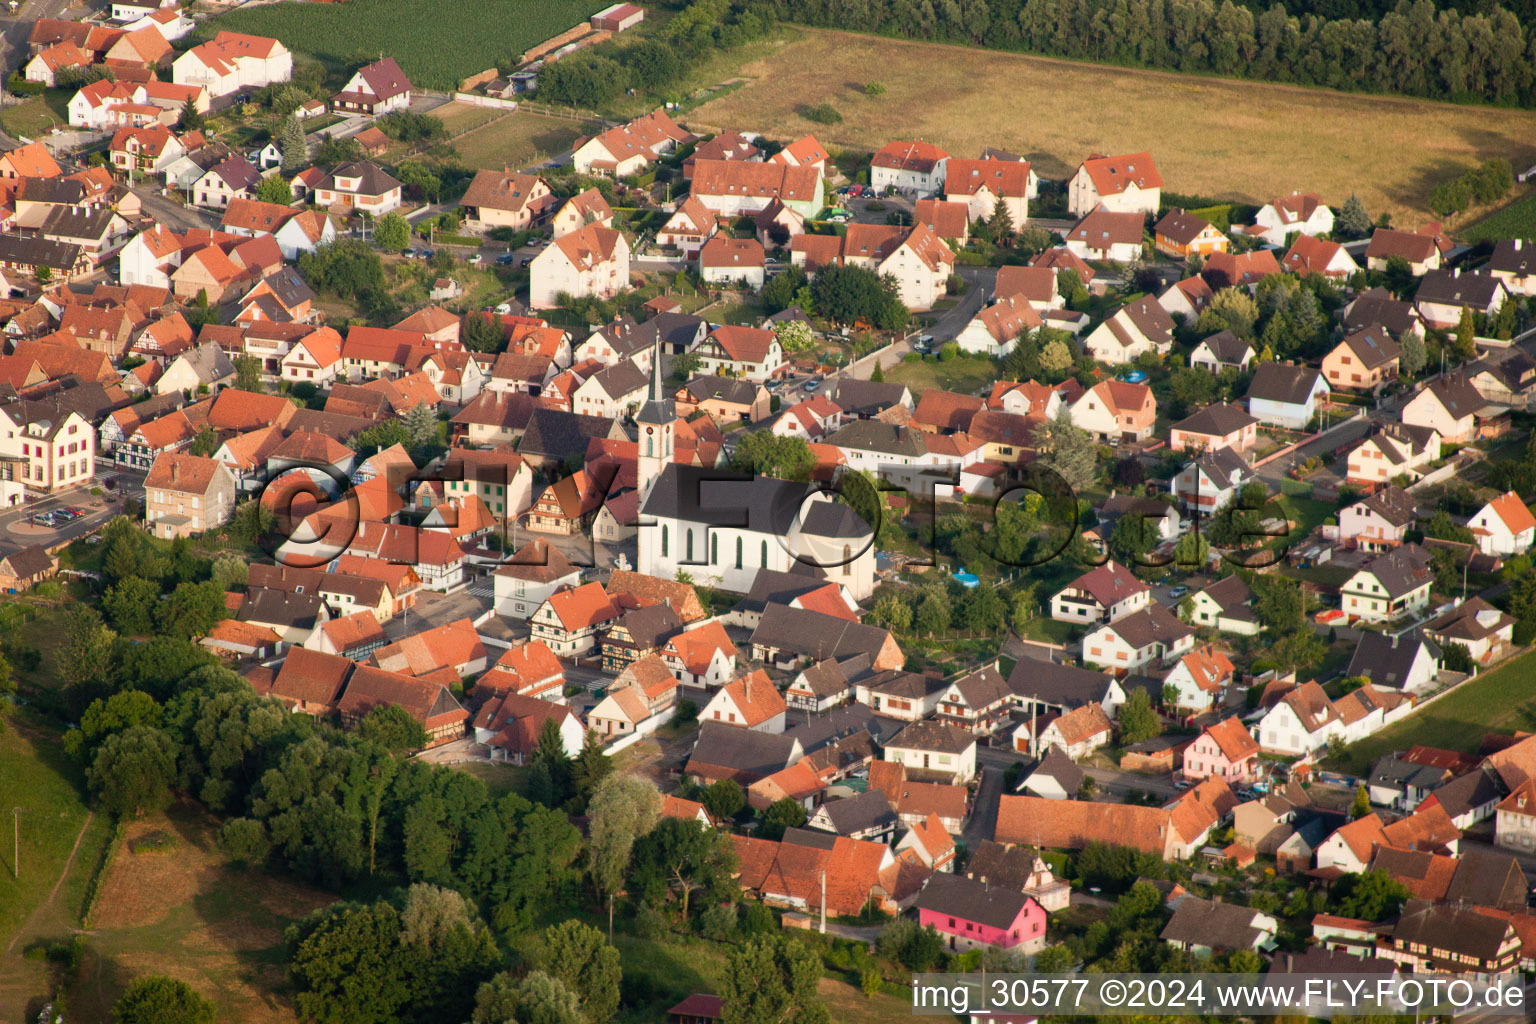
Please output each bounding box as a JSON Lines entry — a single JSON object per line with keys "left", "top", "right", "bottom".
{"left": 12, "top": 807, "right": 18, "bottom": 880}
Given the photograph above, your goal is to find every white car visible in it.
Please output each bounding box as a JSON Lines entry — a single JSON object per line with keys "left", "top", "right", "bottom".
{"left": 494, "top": 302, "right": 513, "bottom": 314}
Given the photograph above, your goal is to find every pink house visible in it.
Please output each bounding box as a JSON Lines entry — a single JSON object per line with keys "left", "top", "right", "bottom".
{"left": 1183, "top": 717, "right": 1260, "bottom": 784}
{"left": 913, "top": 874, "right": 1047, "bottom": 953}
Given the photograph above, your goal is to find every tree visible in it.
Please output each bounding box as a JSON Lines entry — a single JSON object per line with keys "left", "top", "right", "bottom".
{"left": 472, "top": 972, "right": 585, "bottom": 1024}
{"left": 373, "top": 212, "right": 410, "bottom": 252}
{"left": 286, "top": 901, "right": 411, "bottom": 1024}
{"left": 570, "top": 728, "right": 614, "bottom": 809}
{"left": 1272, "top": 628, "right": 1327, "bottom": 673}
{"left": 701, "top": 778, "right": 746, "bottom": 821}
{"left": 1336, "top": 193, "right": 1371, "bottom": 239}
{"left": 872, "top": 593, "right": 912, "bottom": 632}
{"left": 1039, "top": 338, "right": 1073, "bottom": 375}
{"left": 219, "top": 817, "right": 272, "bottom": 865}
{"left": 758, "top": 797, "right": 807, "bottom": 841}
{"left": 1033, "top": 943, "right": 1078, "bottom": 972}
{"left": 630, "top": 817, "right": 737, "bottom": 921}
{"left": 987, "top": 195, "right": 1015, "bottom": 246}
{"left": 280, "top": 115, "right": 307, "bottom": 171}
{"left": 1252, "top": 574, "right": 1305, "bottom": 632}
{"left": 112, "top": 976, "right": 215, "bottom": 1024}
{"left": 587, "top": 773, "right": 660, "bottom": 936}
{"left": 1455, "top": 307, "right": 1477, "bottom": 360}
{"left": 104, "top": 575, "right": 159, "bottom": 635}
{"left": 177, "top": 99, "right": 203, "bottom": 132}
{"left": 1399, "top": 329, "right": 1426, "bottom": 378}
{"left": 869, "top": 362, "right": 885, "bottom": 382}
{"left": 232, "top": 354, "right": 263, "bottom": 391}
{"left": 358, "top": 705, "right": 427, "bottom": 754}
{"left": 1350, "top": 784, "right": 1371, "bottom": 820}
{"left": 965, "top": 584, "right": 1006, "bottom": 633}
{"left": 404, "top": 401, "right": 438, "bottom": 454}
{"left": 916, "top": 591, "right": 950, "bottom": 636}
{"left": 1117, "top": 689, "right": 1161, "bottom": 744}
{"left": 1032, "top": 407, "right": 1097, "bottom": 493}
{"left": 87, "top": 724, "right": 177, "bottom": 817}
{"left": 731, "top": 432, "right": 814, "bottom": 480}
{"left": 538, "top": 921, "right": 621, "bottom": 1024}
{"left": 721, "top": 936, "right": 829, "bottom": 1024}
{"left": 60, "top": 604, "right": 117, "bottom": 689}
{"left": 256, "top": 174, "right": 293, "bottom": 205}
{"left": 1330, "top": 869, "right": 1408, "bottom": 921}
{"left": 159, "top": 580, "right": 227, "bottom": 638}
{"left": 1173, "top": 530, "right": 1209, "bottom": 570}
{"left": 460, "top": 314, "right": 503, "bottom": 354}
{"left": 876, "top": 917, "right": 945, "bottom": 970}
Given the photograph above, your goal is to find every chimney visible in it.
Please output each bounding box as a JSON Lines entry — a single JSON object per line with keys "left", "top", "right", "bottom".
{"left": 1452, "top": 267, "right": 1460, "bottom": 278}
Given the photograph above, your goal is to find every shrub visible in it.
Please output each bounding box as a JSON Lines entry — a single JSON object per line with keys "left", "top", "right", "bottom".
{"left": 802, "top": 103, "right": 842, "bottom": 124}
{"left": 863, "top": 82, "right": 886, "bottom": 96}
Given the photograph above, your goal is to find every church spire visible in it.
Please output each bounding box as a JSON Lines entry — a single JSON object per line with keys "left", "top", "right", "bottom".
{"left": 647, "top": 337, "right": 662, "bottom": 403}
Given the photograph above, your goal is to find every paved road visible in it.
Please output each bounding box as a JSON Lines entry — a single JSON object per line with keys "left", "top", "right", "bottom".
{"left": 0, "top": 478, "right": 122, "bottom": 556}
{"left": 1252, "top": 405, "right": 1382, "bottom": 485}
{"left": 1, "top": 0, "right": 77, "bottom": 110}
{"left": 963, "top": 765, "right": 1003, "bottom": 846}
{"left": 976, "top": 743, "right": 1180, "bottom": 801}
{"left": 381, "top": 586, "right": 491, "bottom": 641}
{"left": 129, "top": 186, "right": 221, "bottom": 233}
{"left": 927, "top": 265, "right": 995, "bottom": 344}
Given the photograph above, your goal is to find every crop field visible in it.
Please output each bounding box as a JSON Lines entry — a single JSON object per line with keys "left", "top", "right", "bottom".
{"left": 690, "top": 29, "right": 1536, "bottom": 225}
{"left": 205, "top": 0, "right": 609, "bottom": 90}
{"left": 1461, "top": 191, "right": 1536, "bottom": 242}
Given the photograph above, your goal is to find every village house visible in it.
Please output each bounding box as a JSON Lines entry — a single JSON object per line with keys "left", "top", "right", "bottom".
{"left": 460, "top": 170, "right": 555, "bottom": 233}
{"left": 661, "top": 620, "right": 738, "bottom": 689}
{"left": 1341, "top": 544, "right": 1434, "bottom": 623}
{"left": 1082, "top": 296, "right": 1173, "bottom": 364}
{"left": 884, "top": 721, "right": 977, "bottom": 785}
{"left": 1188, "top": 330, "right": 1254, "bottom": 373}
{"left": 1424, "top": 597, "right": 1516, "bottom": 666}
{"left": 943, "top": 157, "right": 1035, "bottom": 224}
{"left": 688, "top": 324, "right": 785, "bottom": 380}
{"left": 689, "top": 159, "right": 823, "bottom": 219}
{"left": 1488, "top": 238, "right": 1536, "bottom": 296}
{"left": 0, "top": 545, "right": 58, "bottom": 593}
{"left": 870, "top": 139, "right": 950, "bottom": 193}
{"left": 699, "top": 670, "right": 788, "bottom": 734}
{"left": 1068, "top": 151, "right": 1162, "bottom": 216}
{"left": 1169, "top": 402, "right": 1258, "bottom": 453}
{"left": 1161, "top": 897, "right": 1278, "bottom": 957}
{"left": 655, "top": 196, "right": 717, "bottom": 257}
{"left": 1188, "top": 575, "right": 1260, "bottom": 635}
{"left": 172, "top": 31, "right": 291, "bottom": 98}
{"left": 1245, "top": 362, "right": 1330, "bottom": 429}
{"left": 954, "top": 293, "right": 1043, "bottom": 358}
{"left": 1281, "top": 233, "right": 1359, "bottom": 279}
{"left": 1049, "top": 560, "right": 1150, "bottom": 624}
{"left": 1154, "top": 209, "right": 1228, "bottom": 259}
{"left": 915, "top": 874, "right": 1047, "bottom": 954}
{"left": 529, "top": 224, "right": 631, "bottom": 310}
{"left": 1402, "top": 374, "right": 1489, "bottom": 444}
{"left": 1344, "top": 422, "right": 1441, "bottom": 490}
{"left": 1468, "top": 490, "right": 1536, "bottom": 557}
{"left": 1162, "top": 645, "right": 1237, "bottom": 714}
{"left": 1323, "top": 325, "right": 1400, "bottom": 392}
{"left": 550, "top": 188, "right": 615, "bottom": 239}
{"left": 790, "top": 223, "right": 954, "bottom": 310}
{"left": 312, "top": 161, "right": 403, "bottom": 215}
{"left": 995, "top": 778, "right": 1236, "bottom": 860}
{"left": 1064, "top": 205, "right": 1144, "bottom": 263}
{"left": 1069, "top": 378, "right": 1157, "bottom": 442}
{"left": 1029, "top": 703, "right": 1114, "bottom": 760}
{"left": 571, "top": 108, "right": 694, "bottom": 176}
{"left": 1365, "top": 227, "right": 1441, "bottom": 275}
{"left": 331, "top": 56, "right": 412, "bottom": 116}
{"left": 1184, "top": 717, "right": 1260, "bottom": 785}
{"left": 144, "top": 451, "right": 235, "bottom": 539}
{"left": 698, "top": 235, "right": 766, "bottom": 289}
{"left": 1414, "top": 269, "right": 1509, "bottom": 330}
{"left": 1082, "top": 604, "right": 1195, "bottom": 674}
{"left": 530, "top": 582, "right": 620, "bottom": 656}
{"left": 1247, "top": 192, "right": 1333, "bottom": 247}
{"left": 1338, "top": 484, "right": 1418, "bottom": 550}
{"left": 1171, "top": 446, "right": 1253, "bottom": 512}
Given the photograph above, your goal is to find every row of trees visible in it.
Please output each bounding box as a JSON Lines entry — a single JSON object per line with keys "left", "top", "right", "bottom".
{"left": 752, "top": 0, "right": 1536, "bottom": 107}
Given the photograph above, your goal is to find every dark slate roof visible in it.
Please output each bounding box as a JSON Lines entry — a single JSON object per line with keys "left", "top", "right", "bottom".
{"left": 683, "top": 374, "right": 760, "bottom": 406}
{"left": 783, "top": 700, "right": 904, "bottom": 749}
{"left": 1489, "top": 239, "right": 1536, "bottom": 277}
{"left": 611, "top": 602, "right": 683, "bottom": 647}
{"left": 687, "top": 720, "right": 798, "bottom": 776}
{"left": 825, "top": 378, "right": 909, "bottom": 417}
{"left": 1427, "top": 768, "right": 1499, "bottom": 819}
{"left": 735, "top": 568, "right": 833, "bottom": 617}
{"left": 1338, "top": 325, "right": 1401, "bottom": 371}
{"left": 1423, "top": 375, "right": 1487, "bottom": 419}
{"left": 642, "top": 464, "right": 873, "bottom": 543}
{"left": 1415, "top": 269, "right": 1505, "bottom": 308}
{"left": 965, "top": 840, "right": 1045, "bottom": 890}
{"left": 317, "top": 160, "right": 402, "bottom": 197}
{"left": 1344, "top": 287, "right": 1419, "bottom": 336}
{"left": 39, "top": 205, "right": 117, "bottom": 241}
{"left": 887, "top": 719, "right": 975, "bottom": 755}
{"left": 1368, "top": 755, "right": 1447, "bottom": 793}
{"left": 1345, "top": 631, "right": 1440, "bottom": 689}
{"left": 1, "top": 544, "right": 55, "bottom": 580}
{"left": 1028, "top": 744, "right": 1086, "bottom": 792}
{"left": 1158, "top": 896, "right": 1269, "bottom": 950}
{"left": 1360, "top": 543, "right": 1433, "bottom": 601}
{"left": 1199, "top": 574, "right": 1254, "bottom": 614}
{"left": 915, "top": 873, "right": 1033, "bottom": 929}
{"left": 1266, "top": 947, "right": 1398, "bottom": 976}
{"left": 1172, "top": 401, "right": 1257, "bottom": 437}
{"left": 823, "top": 420, "right": 928, "bottom": 458}
{"left": 0, "top": 233, "right": 82, "bottom": 271}
{"left": 1391, "top": 899, "right": 1515, "bottom": 961}
{"left": 1196, "top": 329, "right": 1253, "bottom": 365}
{"left": 1444, "top": 846, "right": 1527, "bottom": 910}
{"left": 520, "top": 408, "right": 621, "bottom": 463}
{"left": 1004, "top": 659, "right": 1113, "bottom": 709}
{"left": 751, "top": 604, "right": 892, "bottom": 663}
{"left": 1247, "top": 362, "right": 1325, "bottom": 405}
{"left": 812, "top": 790, "right": 898, "bottom": 836}
{"left": 238, "top": 586, "right": 325, "bottom": 630}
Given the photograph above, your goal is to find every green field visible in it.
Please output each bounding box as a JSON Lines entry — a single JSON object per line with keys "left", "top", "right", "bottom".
{"left": 204, "top": 0, "right": 609, "bottom": 90}
{"left": 1325, "top": 647, "right": 1536, "bottom": 775}
{"left": 885, "top": 354, "right": 998, "bottom": 396}
{"left": 1461, "top": 191, "right": 1536, "bottom": 243}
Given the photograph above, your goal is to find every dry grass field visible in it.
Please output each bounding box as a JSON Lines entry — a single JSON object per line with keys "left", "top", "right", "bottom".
{"left": 691, "top": 28, "right": 1536, "bottom": 224}
{"left": 66, "top": 806, "right": 334, "bottom": 1024}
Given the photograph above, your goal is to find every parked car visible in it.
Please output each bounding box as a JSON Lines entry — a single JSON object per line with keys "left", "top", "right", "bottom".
{"left": 494, "top": 302, "right": 514, "bottom": 315}
{"left": 803, "top": 378, "right": 822, "bottom": 392}
{"left": 495, "top": 253, "right": 516, "bottom": 265}
{"left": 519, "top": 256, "right": 534, "bottom": 267}
{"left": 1168, "top": 585, "right": 1189, "bottom": 600}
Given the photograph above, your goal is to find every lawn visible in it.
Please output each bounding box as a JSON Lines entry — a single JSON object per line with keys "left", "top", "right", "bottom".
{"left": 0, "top": 715, "right": 113, "bottom": 1018}
{"left": 885, "top": 354, "right": 997, "bottom": 396}
{"left": 202, "top": 0, "right": 610, "bottom": 90}
{"left": 1460, "top": 189, "right": 1536, "bottom": 243}
{"left": 1324, "top": 647, "right": 1536, "bottom": 775}
{"left": 443, "top": 111, "right": 587, "bottom": 172}
{"left": 0, "top": 90, "right": 71, "bottom": 138}
{"left": 451, "top": 760, "right": 536, "bottom": 798}
{"left": 689, "top": 28, "right": 1536, "bottom": 225}
{"left": 63, "top": 804, "right": 335, "bottom": 1024}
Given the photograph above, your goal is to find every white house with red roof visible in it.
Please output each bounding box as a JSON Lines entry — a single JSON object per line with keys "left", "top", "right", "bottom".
{"left": 1468, "top": 491, "right": 1536, "bottom": 557}
{"left": 1162, "top": 645, "right": 1237, "bottom": 714}
{"left": 1281, "top": 234, "right": 1358, "bottom": 280}
{"left": 1246, "top": 192, "right": 1333, "bottom": 248}
{"left": 529, "top": 224, "right": 630, "bottom": 309}
{"left": 656, "top": 196, "right": 717, "bottom": 257}
{"left": 1064, "top": 205, "right": 1145, "bottom": 263}
{"left": 1067, "top": 151, "right": 1162, "bottom": 217}
{"left": 955, "top": 293, "right": 1042, "bottom": 358}
{"left": 769, "top": 134, "right": 830, "bottom": 173}
{"left": 699, "top": 235, "right": 765, "bottom": 288}
{"left": 530, "top": 581, "right": 620, "bottom": 656}
{"left": 172, "top": 31, "right": 291, "bottom": 98}
{"left": 332, "top": 56, "right": 412, "bottom": 115}
{"left": 1049, "top": 560, "right": 1150, "bottom": 624}
{"left": 1069, "top": 379, "right": 1157, "bottom": 443}
{"left": 869, "top": 139, "right": 950, "bottom": 193}
{"left": 689, "top": 324, "right": 784, "bottom": 380}
{"left": 700, "top": 669, "right": 788, "bottom": 733}
{"left": 944, "top": 157, "right": 1036, "bottom": 224}
{"left": 790, "top": 223, "right": 954, "bottom": 310}
{"left": 572, "top": 108, "right": 694, "bottom": 176}
{"left": 660, "top": 619, "right": 738, "bottom": 689}
{"left": 1184, "top": 717, "right": 1260, "bottom": 784}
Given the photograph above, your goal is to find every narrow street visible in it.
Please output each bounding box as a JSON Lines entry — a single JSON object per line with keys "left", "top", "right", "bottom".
{"left": 963, "top": 765, "right": 1003, "bottom": 847}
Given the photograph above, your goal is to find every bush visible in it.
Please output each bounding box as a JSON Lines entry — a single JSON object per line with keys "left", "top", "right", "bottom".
{"left": 1514, "top": 619, "right": 1536, "bottom": 645}
{"left": 699, "top": 903, "right": 738, "bottom": 942}
{"left": 876, "top": 918, "right": 944, "bottom": 971}
{"left": 863, "top": 82, "right": 886, "bottom": 96}
{"left": 802, "top": 103, "right": 842, "bottom": 124}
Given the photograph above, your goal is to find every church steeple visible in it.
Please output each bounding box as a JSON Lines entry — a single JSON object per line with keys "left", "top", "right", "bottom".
{"left": 636, "top": 339, "right": 674, "bottom": 502}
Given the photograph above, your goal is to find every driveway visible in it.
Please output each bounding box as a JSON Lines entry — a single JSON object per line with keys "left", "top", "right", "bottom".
{"left": 926, "top": 265, "right": 994, "bottom": 343}
{"left": 129, "top": 187, "right": 221, "bottom": 233}
{"left": 964, "top": 765, "right": 1004, "bottom": 847}
{"left": 381, "top": 586, "right": 492, "bottom": 641}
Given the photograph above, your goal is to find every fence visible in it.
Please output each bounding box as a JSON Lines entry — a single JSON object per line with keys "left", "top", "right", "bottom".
{"left": 602, "top": 704, "right": 680, "bottom": 753}
{"left": 452, "top": 93, "right": 519, "bottom": 110}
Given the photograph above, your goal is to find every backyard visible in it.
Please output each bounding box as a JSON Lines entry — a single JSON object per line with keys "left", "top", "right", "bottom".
{"left": 1324, "top": 647, "right": 1536, "bottom": 775}
{"left": 442, "top": 110, "right": 589, "bottom": 172}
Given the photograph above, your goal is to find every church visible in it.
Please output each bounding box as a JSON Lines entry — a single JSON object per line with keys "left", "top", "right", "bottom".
{"left": 634, "top": 348, "right": 876, "bottom": 601}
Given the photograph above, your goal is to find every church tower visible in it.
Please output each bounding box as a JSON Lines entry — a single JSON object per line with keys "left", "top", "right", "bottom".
{"left": 635, "top": 340, "right": 674, "bottom": 502}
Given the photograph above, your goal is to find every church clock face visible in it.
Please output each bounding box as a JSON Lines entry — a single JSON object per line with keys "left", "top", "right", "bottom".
{"left": 646, "top": 427, "right": 654, "bottom": 435}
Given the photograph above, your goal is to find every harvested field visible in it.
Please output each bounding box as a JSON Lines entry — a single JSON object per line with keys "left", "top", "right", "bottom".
{"left": 446, "top": 111, "right": 588, "bottom": 171}
{"left": 690, "top": 29, "right": 1536, "bottom": 225}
